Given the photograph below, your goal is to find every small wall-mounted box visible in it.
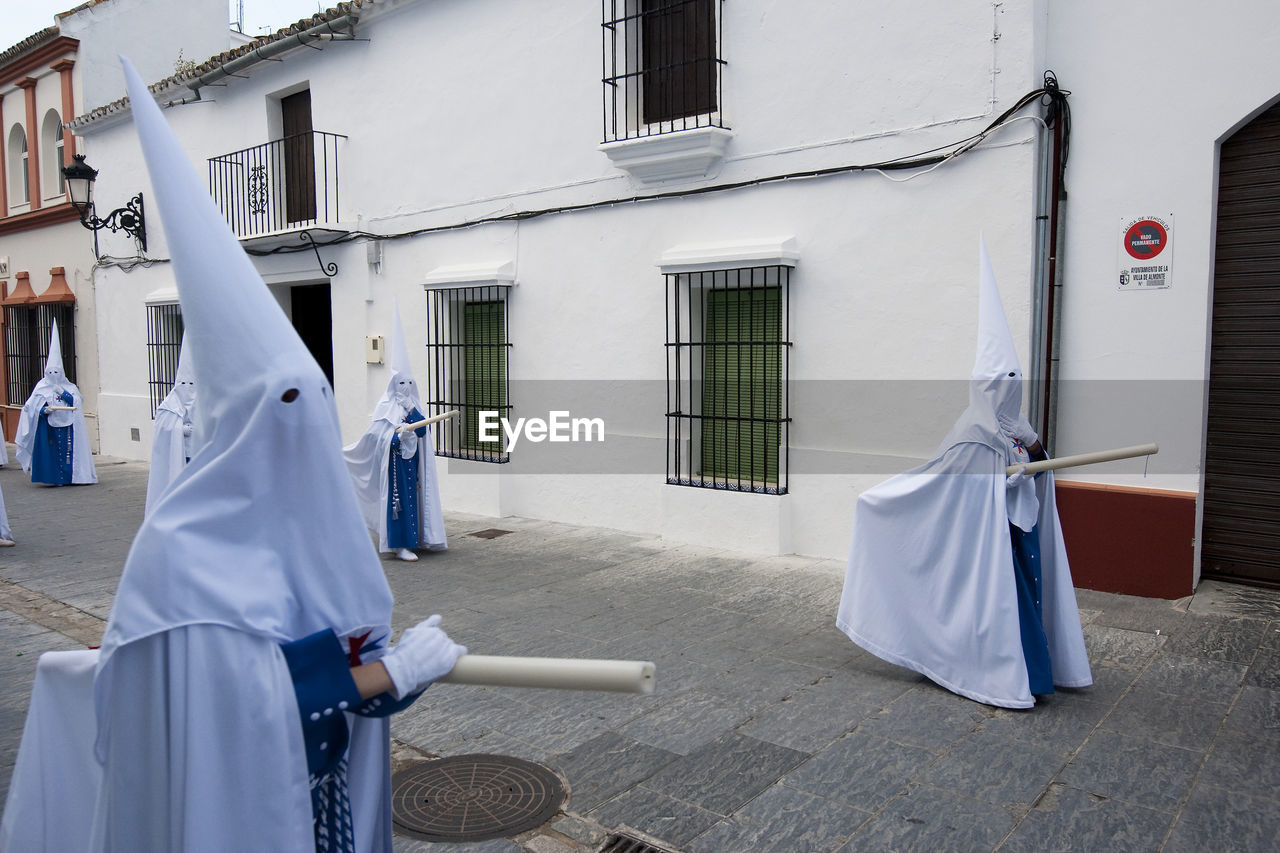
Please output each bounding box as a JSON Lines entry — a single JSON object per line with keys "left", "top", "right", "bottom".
{"left": 365, "top": 335, "right": 384, "bottom": 364}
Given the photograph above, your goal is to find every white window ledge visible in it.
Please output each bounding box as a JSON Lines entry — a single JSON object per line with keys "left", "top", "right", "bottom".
{"left": 143, "top": 286, "right": 179, "bottom": 305}
{"left": 600, "top": 127, "right": 733, "bottom": 185}
{"left": 422, "top": 260, "right": 516, "bottom": 290}
{"left": 658, "top": 237, "right": 799, "bottom": 274}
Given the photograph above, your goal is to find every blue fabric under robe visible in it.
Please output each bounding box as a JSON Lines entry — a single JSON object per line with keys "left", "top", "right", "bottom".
{"left": 31, "top": 391, "right": 75, "bottom": 486}
{"left": 386, "top": 408, "right": 426, "bottom": 550}
{"left": 1009, "top": 521, "right": 1053, "bottom": 695}
{"left": 281, "top": 629, "right": 422, "bottom": 853}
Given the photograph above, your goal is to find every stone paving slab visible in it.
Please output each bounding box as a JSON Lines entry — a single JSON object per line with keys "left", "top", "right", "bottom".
{"left": 998, "top": 783, "right": 1174, "bottom": 853}
{"left": 4, "top": 459, "right": 1280, "bottom": 851}
{"left": 1057, "top": 728, "right": 1205, "bottom": 814}
{"left": 586, "top": 786, "right": 723, "bottom": 849}
{"left": 845, "top": 782, "right": 1018, "bottom": 852}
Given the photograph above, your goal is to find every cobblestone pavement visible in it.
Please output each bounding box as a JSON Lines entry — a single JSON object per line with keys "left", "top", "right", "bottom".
{"left": 2, "top": 458, "right": 1279, "bottom": 852}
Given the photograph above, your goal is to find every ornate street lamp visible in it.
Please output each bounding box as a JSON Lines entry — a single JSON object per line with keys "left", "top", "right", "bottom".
{"left": 62, "top": 154, "right": 147, "bottom": 257}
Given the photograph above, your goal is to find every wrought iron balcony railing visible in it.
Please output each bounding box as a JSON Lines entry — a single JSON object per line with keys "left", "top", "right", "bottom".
{"left": 208, "top": 131, "right": 346, "bottom": 239}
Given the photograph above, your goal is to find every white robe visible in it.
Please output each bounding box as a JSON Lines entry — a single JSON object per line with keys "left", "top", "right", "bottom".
{"left": 344, "top": 405, "right": 446, "bottom": 554}
{"left": 837, "top": 438, "right": 1092, "bottom": 709}
{"left": 0, "top": 485, "right": 10, "bottom": 541}
{"left": 144, "top": 396, "right": 195, "bottom": 517}
{"left": 0, "top": 650, "right": 101, "bottom": 853}
{"left": 14, "top": 380, "right": 98, "bottom": 485}
{"left": 88, "top": 626, "right": 393, "bottom": 853}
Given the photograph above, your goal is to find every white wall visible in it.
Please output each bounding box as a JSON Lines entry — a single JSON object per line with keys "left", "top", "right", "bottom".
{"left": 1044, "top": 1, "right": 1280, "bottom": 497}
{"left": 82, "top": 0, "right": 1075, "bottom": 558}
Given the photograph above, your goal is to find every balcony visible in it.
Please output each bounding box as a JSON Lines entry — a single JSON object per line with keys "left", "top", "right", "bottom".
{"left": 207, "top": 131, "right": 347, "bottom": 241}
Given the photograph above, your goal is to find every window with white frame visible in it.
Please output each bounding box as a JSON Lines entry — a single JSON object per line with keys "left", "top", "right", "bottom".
{"left": 424, "top": 283, "right": 512, "bottom": 463}
{"left": 40, "top": 109, "right": 65, "bottom": 199}
{"left": 602, "top": 0, "right": 724, "bottom": 143}
{"left": 7, "top": 125, "right": 29, "bottom": 205}
{"left": 665, "top": 263, "right": 792, "bottom": 494}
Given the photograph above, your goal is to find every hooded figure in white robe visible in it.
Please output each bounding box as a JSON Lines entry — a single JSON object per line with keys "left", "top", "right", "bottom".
{"left": 87, "top": 58, "right": 466, "bottom": 853}
{"left": 343, "top": 303, "right": 446, "bottom": 561}
{"left": 0, "top": 485, "right": 12, "bottom": 545}
{"left": 14, "top": 322, "right": 97, "bottom": 486}
{"left": 144, "top": 338, "right": 196, "bottom": 517}
{"left": 836, "top": 238, "right": 1091, "bottom": 709}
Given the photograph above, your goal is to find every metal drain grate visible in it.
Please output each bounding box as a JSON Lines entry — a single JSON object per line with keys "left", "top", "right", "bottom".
{"left": 598, "top": 830, "right": 681, "bottom": 853}
{"left": 467, "top": 528, "right": 514, "bottom": 539}
{"left": 391, "top": 754, "right": 565, "bottom": 842}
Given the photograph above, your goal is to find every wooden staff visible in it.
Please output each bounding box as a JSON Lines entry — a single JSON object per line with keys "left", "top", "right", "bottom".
{"left": 439, "top": 655, "right": 656, "bottom": 694}
{"left": 397, "top": 409, "right": 460, "bottom": 433}
{"left": 1007, "top": 442, "right": 1159, "bottom": 475}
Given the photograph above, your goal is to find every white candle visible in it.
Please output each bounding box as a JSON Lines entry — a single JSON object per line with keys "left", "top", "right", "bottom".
{"left": 397, "top": 409, "right": 460, "bottom": 432}
{"left": 1008, "top": 442, "right": 1159, "bottom": 475}
{"left": 439, "top": 655, "right": 656, "bottom": 694}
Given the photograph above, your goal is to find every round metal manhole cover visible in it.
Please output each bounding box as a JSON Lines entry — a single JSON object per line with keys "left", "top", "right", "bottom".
{"left": 391, "top": 754, "right": 566, "bottom": 842}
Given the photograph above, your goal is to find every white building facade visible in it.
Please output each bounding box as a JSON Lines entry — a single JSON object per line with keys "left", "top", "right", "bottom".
{"left": 71, "top": 0, "right": 1280, "bottom": 597}
{"left": 0, "top": 0, "right": 235, "bottom": 448}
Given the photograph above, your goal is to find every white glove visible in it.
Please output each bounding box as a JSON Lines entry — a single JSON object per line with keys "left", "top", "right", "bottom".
{"left": 1006, "top": 465, "right": 1027, "bottom": 488}
{"left": 380, "top": 615, "right": 466, "bottom": 699}
{"left": 999, "top": 413, "right": 1039, "bottom": 447}
{"left": 397, "top": 428, "right": 419, "bottom": 460}
{"left": 182, "top": 423, "right": 194, "bottom": 437}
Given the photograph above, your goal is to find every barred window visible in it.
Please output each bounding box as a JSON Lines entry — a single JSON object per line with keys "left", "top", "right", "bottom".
{"left": 666, "top": 266, "right": 790, "bottom": 494}
{"left": 603, "top": 0, "right": 724, "bottom": 142}
{"left": 146, "top": 303, "right": 184, "bottom": 416}
{"left": 425, "top": 286, "right": 512, "bottom": 463}
{"left": 5, "top": 304, "right": 75, "bottom": 403}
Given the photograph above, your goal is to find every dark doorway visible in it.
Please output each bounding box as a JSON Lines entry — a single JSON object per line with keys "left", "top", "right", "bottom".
{"left": 1202, "top": 97, "right": 1280, "bottom": 589}
{"left": 290, "top": 283, "right": 333, "bottom": 388}
{"left": 281, "top": 89, "right": 316, "bottom": 224}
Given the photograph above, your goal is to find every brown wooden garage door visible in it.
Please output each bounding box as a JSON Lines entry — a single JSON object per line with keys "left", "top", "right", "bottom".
{"left": 1203, "top": 98, "right": 1280, "bottom": 588}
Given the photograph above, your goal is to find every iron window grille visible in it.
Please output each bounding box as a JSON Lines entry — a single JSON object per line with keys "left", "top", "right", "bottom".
{"left": 146, "top": 303, "right": 184, "bottom": 416}
{"left": 602, "top": 0, "right": 725, "bottom": 143}
{"left": 207, "top": 131, "right": 346, "bottom": 238}
{"left": 666, "top": 265, "right": 790, "bottom": 494}
{"left": 425, "top": 286, "right": 512, "bottom": 463}
{"left": 5, "top": 303, "right": 76, "bottom": 404}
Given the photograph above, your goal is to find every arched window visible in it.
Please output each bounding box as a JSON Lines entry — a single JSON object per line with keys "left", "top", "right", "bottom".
{"left": 41, "top": 109, "right": 65, "bottom": 199}
{"left": 7, "top": 124, "right": 29, "bottom": 205}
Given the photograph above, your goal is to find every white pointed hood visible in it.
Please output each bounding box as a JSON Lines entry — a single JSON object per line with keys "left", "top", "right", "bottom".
{"left": 43, "top": 321, "right": 67, "bottom": 387}
{"left": 970, "top": 235, "right": 1024, "bottom": 426}
{"left": 100, "top": 59, "right": 393, "bottom": 682}
{"left": 371, "top": 298, "right": 422, "bottom": 424}
{"left": 938, "top": 236, "right": 1027, "bottom": 454}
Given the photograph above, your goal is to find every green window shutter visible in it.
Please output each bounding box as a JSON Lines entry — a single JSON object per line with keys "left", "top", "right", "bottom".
{"left": 462, "top": 301, "right": 507, "bottom": 451}
{"left": 700, "top": 286, "right": 782, "bottom": 486}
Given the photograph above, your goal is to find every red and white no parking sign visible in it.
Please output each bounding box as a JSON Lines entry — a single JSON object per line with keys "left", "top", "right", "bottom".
{"left": 1118, "top": 215, "right": 1173, "bottom": 289}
